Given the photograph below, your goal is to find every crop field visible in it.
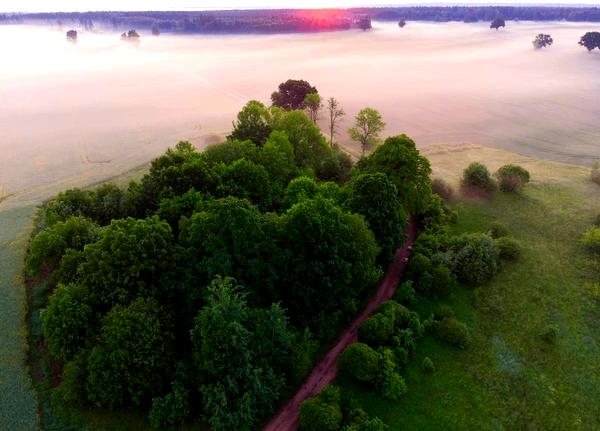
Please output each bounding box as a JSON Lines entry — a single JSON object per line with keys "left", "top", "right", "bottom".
{"left": 343, "top": 145, "right": 600, "bottom": 430}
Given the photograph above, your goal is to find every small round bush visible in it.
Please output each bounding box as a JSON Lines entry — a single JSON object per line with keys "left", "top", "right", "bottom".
{"left": 541, "top": 324, "right": 559, "bottom": 343}
{"left": 394, "top": 280, "right": 416, "bottom": 305}
{"left": 444, "top": 233, "right": 499, "bottom": 286}
{"left": 431, "top": 265, "right": 454, "bottom": 298}
{"left": 581, "top": 227, "right": 600, "bottom": 253}
{"left": 378, "top": 370, "right": 408, "bottom": 401}
{"left": 406, "top": 253, "right": 433, "bottom": 282}
{"left": 461, "top": 162, "right": 495, "bottom": 192}
{"left": 432, "top": 178, "right": 455, "bottom": 200}
{"left": 338, "top": 343, "right": 380, "bottom": 383}
{"left": 434, "top": 305, "right": 455, "bottom": 321}
{"left": 299, "top": 397, "right": 342, "bottom": 431}
{"left": 358, "top": 312, "right": 394, "bottom": 346}
{"left": 148, "top": 382, "right": 190, "bottom": 428}
{"left": 495, "top": 164, "right": 530, "bottom": 192}
{"left": 495, "top": 237, "right": 521, "bottom": 261}
{"left": 421, "top": 357, "right": 435, "bottom": 373}
{"left": 490, "top": 221, "right": 509, "bottom": 239}
{"left": 435, "top": 317, "right": 470, "bottom": 349}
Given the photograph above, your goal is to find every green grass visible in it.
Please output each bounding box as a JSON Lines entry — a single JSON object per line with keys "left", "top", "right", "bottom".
{"left": 0, "top": 204, "right": 39, "bottom": 431}
{"left": 342, "top": 179, "right": 600, "bottom": 430}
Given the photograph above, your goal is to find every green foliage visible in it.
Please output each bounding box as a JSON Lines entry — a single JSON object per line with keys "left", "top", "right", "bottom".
{"left": 358, "top": 313, "right": 395, "bottom": 346}
{"left": 349, "top": 108, "right": 386, "bottom": 156}
{"left": 338, "top": 343, "right": 380, "bottom": 383}
{"left": 303, "top": 92, "right": 323, "bottom": 123}
{"left": 299, "top": 386, "right": 342, "bottom": 431}
{"left": 204, "top": 139, "right": 261, "bottom": 166}
{"left": 78, "top": 217, "right": 178, "bottom": 306}
{"left": 148, "top": 381, "right": 190, "bottom": 428}
{"left": 432, "top": 178, "right": 455, "bottom": 200}
{"left": 434, "top": 305, "right": 455, "bottom": 321}
{"left": 431, "top": 264, "right": 454, "bottom": 298}
{"left": 495, "top": 237, "right": 521, "bottom": 260}
{"left": 434, "top": 317, "right": 470, "bottom": 349}
{"left": 443, "top": 233, "right": 499, "bottom": 286}
{"left": 42, "top": 283, "right": 93, "bottom": 361}
{"left": 217, "top": 158, "right": 272, "bottom": 210}
{"left": 346, "top": 173, "right": 408, "bottom": 265}
{"left": 495, "top": 164, "right": 530, "bottom": 192}
{"left": 581, "top": 227, "right": 600, "bottom": 253}
{"left": 43, "top": 188, "right": 95, "bottom": 226}
{"left": 156, "top": 188, "right": 204, "bottom": 234}
{"left": 541, "top": 324, "right": 559, "bottom": 343}
{"left": 191, "top": 277, "right": 292, "bottom": 431}
{"left": 179, "top": 197, "right": 280, "bottom": 306}
{"left": 271, "top": 79, "right": 318, "bottom": 111}
{"left": 375, "top": 348, "right": 408, "bottom": 401}
{"left": 90, "top": 183, "right": 125, "bottom": 225}
{"left": 490, "top": 221, "right": 509, "bottom": 239}
{"left": 26, "top": 216, "right": 99, "bottom": 274}
{"left": 228, "top": 100, "right": 272, "bottom": 146}
{"left": 461, "top": 162, "right": 496, "bottom": 192}
{"left": 421, "top": 357, "right": 435, "bottom": 373}
{"left": 87, "top": 298, "right": 173, "bottom": 407}
{"left": 52, "top": 354, "right": 87, "bottom": 406}
{"left": 356, "top": 135, "right": 432, "bottom": 214}
{"left": 281, "top": 197, "right": 381, "bottom": 333}
{"left": 393, "top": 281, "right": 416, "bottom": 305}
{"left": 283, "top": 176, "right": 319, "bottom": 208}
{"left": 260, "top": 130, "right": 296, "bottom": 184}
{"left": 270, "top": 108, "right": 331, "bottom": 171}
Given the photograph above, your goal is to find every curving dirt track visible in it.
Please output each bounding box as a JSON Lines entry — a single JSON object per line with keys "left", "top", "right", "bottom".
{"left": 264, "top": 218, "right": 416, "bottom": 431}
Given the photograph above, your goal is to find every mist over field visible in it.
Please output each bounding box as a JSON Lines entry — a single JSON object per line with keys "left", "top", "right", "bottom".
{"left": 1, "top": 20, "right": 599, "bottom": 196}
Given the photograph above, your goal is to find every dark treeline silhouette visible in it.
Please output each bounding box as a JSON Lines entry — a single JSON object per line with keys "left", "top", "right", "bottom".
{"left": 2, "top": 6, "right": 600, "bottom": 34}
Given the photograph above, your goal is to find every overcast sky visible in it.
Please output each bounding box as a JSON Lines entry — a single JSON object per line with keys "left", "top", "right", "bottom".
{"left": 3, "top": 1, "right": 600, "bottom": 13}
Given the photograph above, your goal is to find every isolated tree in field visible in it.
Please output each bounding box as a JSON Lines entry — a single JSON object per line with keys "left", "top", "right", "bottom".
{"left": 579, "top": 32, "right": 600, "bottom": 51}
{"left": 358, "top": 17, "right": 372, "bottom": 31}
{"left": 66, "top": 29, "right": 77, "bottom": 42}
{"left": 229, "top": 100, "right": 272, "bottom": 146}
{"left": 271, "top": 79, "right": 318, "bottom": 110}
{"left": 326, "top": 97, "right": 345, "bottom": 147}
{"left": 398, "top": 19, "right": 406, "bottom": 28}
{"left": 532, "top": 33, "right": 553, "bottom": 49}
{"left": 490, "top": 18, "right": 505, "bottom": 30}
{"left": 349, "top": 108, "right": 386, "bottom": 157}
{"left": 303, "top": 92, "right": 322, "bottom": 124}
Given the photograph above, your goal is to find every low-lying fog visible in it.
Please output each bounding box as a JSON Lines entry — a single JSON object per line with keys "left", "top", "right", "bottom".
{"left": 1, "top": 21, "right": 599, "bottom": 196}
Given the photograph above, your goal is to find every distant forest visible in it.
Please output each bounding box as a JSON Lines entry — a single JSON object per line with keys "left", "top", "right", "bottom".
{"left": 2, "top": 6, "right": 600, "bottom": 34}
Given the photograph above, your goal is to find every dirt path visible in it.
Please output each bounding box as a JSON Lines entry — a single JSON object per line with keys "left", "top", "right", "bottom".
{"left": 264, "top": 219, "right": 417, "bottom": 431}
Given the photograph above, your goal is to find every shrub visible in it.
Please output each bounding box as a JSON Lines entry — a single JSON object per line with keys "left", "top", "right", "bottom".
{"left": 299, "top": 386, "right": 342, "bottom": 431}
{"left": 591, "top": 162, "right": 600, "bottom": 186}
{"left": 432, "top": 178, "right": 454, "bottom": 200}
{"left": 358, "top": 313, "right": 394, "bottom": 346}
{"left": 52, "top": 354, "right": 87, "bottom": 406}
{"left": 435, "top": 317, "right": 470, "bottom": 349}
{"left": 582, "top": 227, "right": 600, "bottom": 253}
{"left": 434, "top": 305, "right": 455, "bottom": 321}
{"left": 148, "top": 382, "right": 190, "bottom": 428}
{"left": 394, "top": 281, "right": 416, "bottom": 305}
{"left": 541, "top": 324, "right": 559, "bottom": 343}
{"left": 495, "top": 237, "right": 521, "bottom": 260}
{"left": 490, "top": 221, "right": 509, "bottom": 239}
{"left": 495, "top": 164, "right": 530, "bottom": 192}
{"left": 431, "top": 265, "right": 454, "bottom": 298}
{"left": 406, "top": 253, "right": 433, "bottom": 282}
{"left": 444, "top": 233, "right": 499, "bottom": 286}
{"left": 421, "top": 357, "right": 435, "bottom": 373}
{"left": 461, "top": 162, "right": 495, "bottom": 192}
{"left": 375, "top": 349, "right": 408, "bottom": 401}
{"left": 338, "top": 343, "right": 380, "bottom": 383}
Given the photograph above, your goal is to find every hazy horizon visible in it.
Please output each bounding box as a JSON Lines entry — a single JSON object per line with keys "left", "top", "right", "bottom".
{"left": 3, "top": 1, "right": 600, "bottom": 13}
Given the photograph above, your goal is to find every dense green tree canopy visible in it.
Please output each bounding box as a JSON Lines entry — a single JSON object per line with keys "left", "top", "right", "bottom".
{"left": 271, "top": 79, "right": 318, "bottom": 110}
{"left": 579, "top": 32, "right": 600, "bottom": 51}
{"left": 228, "top": 100, "right": 273, "bottom": 146}
{"left": 357, "top": 135, "right": 432, "bottom": 214}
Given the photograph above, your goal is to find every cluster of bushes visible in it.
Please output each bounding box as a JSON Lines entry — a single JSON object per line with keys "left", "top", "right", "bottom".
{"left": 336, "top": 300, "right": 427, "bottom": 403}
{"left": 432, "top": 306, "right": 471, "bottom": 349}
{"left": 460, "top": 162, "right": 530, "bottom": 195}
{"left": 299, "top": 385, "right": 387, "bottom": 431}
{"left": 27, "top": 88, "right": 439, "bottom": 429}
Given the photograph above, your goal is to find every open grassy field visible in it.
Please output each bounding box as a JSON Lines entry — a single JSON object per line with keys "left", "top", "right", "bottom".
{"left": 0, "top": 204, "right": 38, "bottom": 431}
{"left": 343, "top": 145, "right": 600, "bottom": 429}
